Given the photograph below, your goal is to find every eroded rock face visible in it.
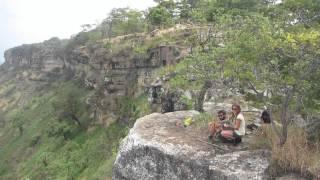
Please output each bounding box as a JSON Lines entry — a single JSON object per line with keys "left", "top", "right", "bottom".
{"left": 3, "top": 34, "right": 189, "bottom": 125}
{"left": 4, "top": 37, "right": 66, "bottom": 72}
{"left": 113, "top": 111, "right": 271, "bottom": 180}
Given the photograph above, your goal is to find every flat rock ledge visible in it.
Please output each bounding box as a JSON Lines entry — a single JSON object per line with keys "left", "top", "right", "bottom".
{"left": 113, "top": 111, "right": 271, "bottom": 180}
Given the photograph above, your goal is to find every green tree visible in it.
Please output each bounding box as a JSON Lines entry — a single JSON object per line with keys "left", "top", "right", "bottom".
{"left": 266, "top": 29, "right": 320, "bottom": 144}
{"left": 218, "top": 13, "right": 320, "bottom": 145}
{"left": 170, "top": 8, "right": 320, "bottom": 146}
{"left": 100, "top": 8, "right": 146, "bottom": 37}
{"left": 147, "top": 3, "right": 174, "bottom": 29}
{"left": 171, "top": 51, "right": 223, "bottom": 112}
{"left": 176, "top": 0, "right": 192, "bottom": 21}
{"left": 52, "top": 90, "right": 88, "bottom": 129}
{"left": 282, "top": 0, "right": 320, "bottom": 27}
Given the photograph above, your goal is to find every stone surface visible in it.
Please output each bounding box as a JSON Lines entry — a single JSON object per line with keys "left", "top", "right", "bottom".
{"left": 275, "top": 174, "right": 307, "bottom": 180}
{"left": 113, "top": 110, "right": 271, "bottom": 180}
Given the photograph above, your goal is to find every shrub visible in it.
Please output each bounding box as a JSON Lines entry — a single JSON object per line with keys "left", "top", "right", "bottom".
{"left": 29, "top": 135, "right": 41, "bottom": 147}
{"left": 116, "top": 95, "right": 151, "bottom": 126}
{"left": 46, "top": 121, "right": 77, "bottom": 140}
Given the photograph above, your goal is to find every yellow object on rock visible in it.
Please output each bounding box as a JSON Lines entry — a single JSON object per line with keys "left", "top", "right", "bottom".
{"left": 183, "top": 117, "right": 193, "bottom": 127}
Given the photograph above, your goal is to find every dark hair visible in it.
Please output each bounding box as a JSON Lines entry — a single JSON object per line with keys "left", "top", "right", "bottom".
{"left": 261, "top": 110, "right": 271, "bottom": 124}
{"left": 217, "top": 110, "right": 226, "bottom": 115}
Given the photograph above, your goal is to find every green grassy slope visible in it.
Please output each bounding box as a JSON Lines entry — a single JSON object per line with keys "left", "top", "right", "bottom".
{"left": 0, "top": 81, "right": 128, "bottom": 179}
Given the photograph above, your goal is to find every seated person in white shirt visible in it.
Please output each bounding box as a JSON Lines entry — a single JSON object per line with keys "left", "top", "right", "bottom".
{"left": 220, "top": 103, "right": 245, "bottom": 145}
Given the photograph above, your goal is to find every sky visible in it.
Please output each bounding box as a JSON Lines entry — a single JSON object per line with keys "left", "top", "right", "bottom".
{"left": 0, "top": 0, "right": 156, "bottom": 63}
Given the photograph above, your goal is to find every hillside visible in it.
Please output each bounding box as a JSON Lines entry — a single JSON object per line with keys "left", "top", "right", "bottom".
{"left": 0, "top": 0, "right": 320, "bottom": 179}
{"left": 0, "top": 23, "right": 195, "bottom": 179}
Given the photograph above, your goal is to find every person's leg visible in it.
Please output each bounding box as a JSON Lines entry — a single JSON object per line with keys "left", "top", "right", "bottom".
{"left": 213, "top": 123, "right": 221, "bottom": 136}
{"left": 219, "top": 132, "right": 234, "bottom": 143}
{"left": 208, "top": 122, "right": 215, "bottom": 139}
{"left": 208, "top": 122, "right": 220, "bottom": 136}
{"left": 221, "top": 130, "right": 234, "bottom": 140}
{"left": 208, "top": 122, "right": 214, "bottom": 134}
{"left": 232, "top": 132, "right": 242, "bottom": 145}
{"left": 215, "top": 126, "right": 222, "bottom": 138}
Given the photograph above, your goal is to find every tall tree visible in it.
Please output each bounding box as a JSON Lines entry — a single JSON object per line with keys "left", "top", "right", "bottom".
{"left": 147, "top": 5, "right": 174, "bottom": 29}
{"left": 218, "top": 13, "right": 320, "bottom": 145}
{"left": 100, "top": 8, "right": 146, "bottom": 37}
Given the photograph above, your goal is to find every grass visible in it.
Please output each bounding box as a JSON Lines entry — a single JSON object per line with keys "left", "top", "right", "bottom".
{"left": 250, "top": 125, "right": 320, "bottom": 178}
{"left": 193, "top": 112, "right": 214, "bottom": 129}
{"left": 271, "top": 127, "right": 320, "bottom": 178}
{"left": 0, "top": 81, "right": 129, "bottom": 180}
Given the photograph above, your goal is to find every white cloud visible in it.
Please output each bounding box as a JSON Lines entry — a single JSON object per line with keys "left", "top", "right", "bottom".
{"left": 0, "top": 0, "right": 156, "bottom": 62}
{"left": 11, "top": 0, "right": 155, "bottom": 40}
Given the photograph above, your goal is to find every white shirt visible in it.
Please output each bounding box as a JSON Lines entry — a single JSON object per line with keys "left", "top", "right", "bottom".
{"left": 234, "top": 113, "right": 245, "bottom": 136}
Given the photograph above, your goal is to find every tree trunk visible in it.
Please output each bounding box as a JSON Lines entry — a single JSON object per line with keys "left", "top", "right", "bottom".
{"left": 279, "top": 88, "right": 294, "bottom": 146}
{"left": 247, "top": 80, "right": 264, "bottom": 100}
{"left": 194, "top": 81, "right": 212, "bottom": 112}
{"left": 269, "top": 107, "right": 282, "bottom": 140}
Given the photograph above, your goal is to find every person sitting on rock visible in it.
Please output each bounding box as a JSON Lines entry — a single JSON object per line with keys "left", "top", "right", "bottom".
{"left": 247, "top": 107, "right": 271, "bottom": 131}
{"left": 208, "top": 110, "right": 228, "bottom": 140}
{"left": 261, "top": 109, "right": 271, "bottom": 124}
{"left": 252, "top": 109, "right": 273, "bottom": 138}
{"left": 220, "top": 103, "right": 245, "bottom": 145}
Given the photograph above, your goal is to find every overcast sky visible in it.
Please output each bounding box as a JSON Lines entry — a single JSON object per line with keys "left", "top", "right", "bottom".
{"left": 0, "top": 0, "right": 156, "bottom": 63}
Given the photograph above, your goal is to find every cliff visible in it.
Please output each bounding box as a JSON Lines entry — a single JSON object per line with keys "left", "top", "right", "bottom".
{"left": 4, "top": 37, "right": 66, "bottom": 72}
{"left": 0, "top": 26, "right": 194, "bottom": 179}
{"left": 1, "top": 28, "right": 191, "bottom": 123}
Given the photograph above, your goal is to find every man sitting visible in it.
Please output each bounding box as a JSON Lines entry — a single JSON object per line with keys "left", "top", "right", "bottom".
{"left": 208, "top": 110, "right": 228, "bottom": 141}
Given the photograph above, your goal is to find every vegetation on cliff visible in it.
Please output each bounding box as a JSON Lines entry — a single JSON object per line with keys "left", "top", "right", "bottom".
{"left": 0, "top": 0, "right": 319, "bottom": 179}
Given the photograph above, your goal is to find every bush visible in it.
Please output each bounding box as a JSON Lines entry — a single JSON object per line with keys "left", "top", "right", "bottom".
{"left": 180, "top": 95, "right": 193, "bottom": 110}
{"left": 29, "top": 135, "right": 41, "bottom": 147}
{"left": 46, "top": 121, "right": 77, "bottom": 140}
{"left": 116, "top": 95, "right": 151, "bottom": 126}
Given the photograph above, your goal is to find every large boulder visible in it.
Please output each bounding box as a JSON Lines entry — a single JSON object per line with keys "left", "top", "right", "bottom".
{"left": 113, "top": 110, "right": 271, "bottom": 180}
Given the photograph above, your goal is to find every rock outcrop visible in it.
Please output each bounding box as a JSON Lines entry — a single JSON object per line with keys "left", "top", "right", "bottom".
{"left": 4, "top": 37, "right": 66, "bottom": 72}
{"left": 3, "top": 32, "right": 189, "bottom": 123}
{"left": 113, "top": 110, "right": 271, "bottom": 180}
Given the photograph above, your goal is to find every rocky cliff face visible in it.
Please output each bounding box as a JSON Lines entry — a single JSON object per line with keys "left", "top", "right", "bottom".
{"left": 4, "top": 37, "right": 66, "bottom": 72}
{"left": 113, "top": 110, "right": 271, "bottom": 180}
{"left": 2, "top": 32, "right": 189, "bottom": 123}
{"left": 3, "top": 34, "right": 185, "bottom": 86}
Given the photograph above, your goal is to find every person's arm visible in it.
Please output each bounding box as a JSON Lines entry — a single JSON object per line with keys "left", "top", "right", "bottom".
{"left": 222, "top": 125, "right": 233, "bottom": 130}
{"left": 222, "top": 119, "right": 241, "bottom": 130}
{"left": 234, "top": 119, "right": 241, "bottom": 130}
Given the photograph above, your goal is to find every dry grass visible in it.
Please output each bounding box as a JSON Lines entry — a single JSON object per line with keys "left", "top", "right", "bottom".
{"left": 251, "top": 125, "right": 320, "bottom": 178}
{"left": 194, "top": 112, "right": 214, "bottom": 129}
{"left": 249, "top": 124, "right": 275, "bottom": 150}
